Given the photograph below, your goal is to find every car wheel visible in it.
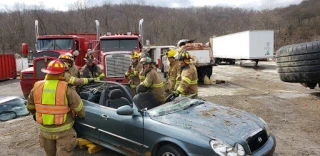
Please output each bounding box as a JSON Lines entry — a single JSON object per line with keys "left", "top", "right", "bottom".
{"left": 157, "top": 144, "right": 186, "bottom": 156}
{"left": 276, "top": 41, "right": 320, "bottom": 83}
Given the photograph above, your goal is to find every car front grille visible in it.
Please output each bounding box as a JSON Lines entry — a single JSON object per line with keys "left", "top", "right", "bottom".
{"left": 105, "top": 54, "right": 131, "bottom": 77}
{"left": 35, "top": 59, "right": 53, "bottom": 78}
{"left": 247, "top": 130, "right": 268, "bottom": 153}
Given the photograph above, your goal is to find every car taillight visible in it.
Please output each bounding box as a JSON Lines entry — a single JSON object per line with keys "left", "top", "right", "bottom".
{"left": 21, "top": 73, "right": 34, "bottom": 79}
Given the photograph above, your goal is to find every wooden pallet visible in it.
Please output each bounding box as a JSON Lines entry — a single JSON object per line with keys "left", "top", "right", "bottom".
{"left": 76, "top": 138, "right": 104, "bottom": 154}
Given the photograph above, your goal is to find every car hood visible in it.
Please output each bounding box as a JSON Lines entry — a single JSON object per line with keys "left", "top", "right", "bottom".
{"left": 150, "top": 101, "right": 265, "bottom": 145}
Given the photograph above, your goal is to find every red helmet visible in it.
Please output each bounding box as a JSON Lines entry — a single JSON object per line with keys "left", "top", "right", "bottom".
{"left": 41, "top": 60, "right": 65, "bottom": 74}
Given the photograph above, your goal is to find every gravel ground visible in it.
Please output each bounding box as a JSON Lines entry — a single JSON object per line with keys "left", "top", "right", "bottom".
{"left": 0, "top": 61, "right": 319, "bottom": 156}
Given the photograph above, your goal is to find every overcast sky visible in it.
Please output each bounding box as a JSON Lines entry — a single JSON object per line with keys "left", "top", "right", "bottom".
{"left": 0, "top": 0, "right": 304, "bottom": 11}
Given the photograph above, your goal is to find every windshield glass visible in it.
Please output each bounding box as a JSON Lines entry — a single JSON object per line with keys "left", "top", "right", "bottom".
{"left": 147, "top": 98, "right": 203, "bottom": 117}
{"left": 101, "top": 39, "right": 138, "bottom": 52}
{"left": 37, "top": 39, "right": 74, "bottom": 50}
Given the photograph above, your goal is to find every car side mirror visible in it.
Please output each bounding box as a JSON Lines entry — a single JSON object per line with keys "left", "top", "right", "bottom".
{"left": 117, "top": 105, "right": 133, "bottom": 115}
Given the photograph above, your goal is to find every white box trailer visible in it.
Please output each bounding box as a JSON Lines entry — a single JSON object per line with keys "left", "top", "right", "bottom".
{"left": 147, "top": 45, "right": 175, "bottom": 72}
{"left": 212, "top": 30, "right": 274, "bottom": 66}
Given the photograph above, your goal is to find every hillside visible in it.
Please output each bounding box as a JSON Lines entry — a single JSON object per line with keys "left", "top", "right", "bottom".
{"left": 0, "top": 0, "right": 319, "bottom": 54}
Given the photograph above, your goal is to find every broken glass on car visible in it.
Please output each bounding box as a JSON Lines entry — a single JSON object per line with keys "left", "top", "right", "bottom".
{"left": 0, "top": 97, "right": 29, "bottom": 121}
{"left": 148, "top": 97, "right": 204, "bottom": 117}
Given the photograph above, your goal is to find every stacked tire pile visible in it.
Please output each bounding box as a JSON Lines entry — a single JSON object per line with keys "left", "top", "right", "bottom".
{"left": 276, "top": 41, "right": 320, "bottom": 89}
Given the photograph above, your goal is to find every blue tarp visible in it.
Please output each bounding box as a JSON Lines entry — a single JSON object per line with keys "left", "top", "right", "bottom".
{"left": 0, "top": 96, "right": 29, "bottom": 121}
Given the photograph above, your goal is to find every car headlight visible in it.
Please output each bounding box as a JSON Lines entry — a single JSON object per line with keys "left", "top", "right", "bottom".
{"left": 210, "top": 140, "right": 245, "bottom": 156}
{"left": 259, "top": 117, "right": 270, "bottom": 136}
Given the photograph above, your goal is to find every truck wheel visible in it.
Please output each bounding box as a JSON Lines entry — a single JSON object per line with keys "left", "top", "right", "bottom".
{"left": 157, "top": 144, "right": 186, "bottom": 156}
{"left": 229, "top": 59, "right": 236, "bottom": 65}
{"left": 276, "top": 41, "right": 320, "bottom": 84}
{"left": 197, "top": 69, "right": 204, "bottom": 84}
{"left": 205, "top": 66, "right": 213, "bottom": 78}
{"left": 254, "top": 60, "right": 259, "bottom": 67}
{"left": 277, "top": 59, "right": 320, "bottom": 67}
{"left": 161, "top": 63, "right": 164, "bottom": 73}
{"left": 214, "top": 58, "right": 221, "bottom": 65}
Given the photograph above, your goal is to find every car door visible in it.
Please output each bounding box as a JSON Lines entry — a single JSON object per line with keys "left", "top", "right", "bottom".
{"left": 74, "top": 101, "right": 101, "bottom": 141}
{"left": 97, "top": 106, "right": 146, "bottom": 155}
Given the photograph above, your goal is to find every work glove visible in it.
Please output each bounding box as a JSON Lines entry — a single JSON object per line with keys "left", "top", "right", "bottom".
{"left": 172, "top": 90, "right": 180, "bottom": 96}
{"left": 93, "top": 77, "right": 101, "bottom": 81}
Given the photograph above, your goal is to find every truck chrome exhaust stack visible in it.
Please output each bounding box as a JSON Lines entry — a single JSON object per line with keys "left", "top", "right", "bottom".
{"left": 35, "top": 20, "right": 39, "bottom": 50}
{"left": 139, "top": 19, "right": 144, "bottom": 46}
{"left": 35, "top": 20, "right": 39, "bottom": 41}
{"left": 95, "top": 20, "right": 100, "bottom": 40}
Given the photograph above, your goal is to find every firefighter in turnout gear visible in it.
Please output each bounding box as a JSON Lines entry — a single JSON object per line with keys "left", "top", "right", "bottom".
{"left": 173, "top": 51, "right": 198, "bottom": 98}
{"left": 125, "top": 51, "right": 143, "bottom": 95}
{"left": 165, "top": 49, "right": 180, "bottom": 97}
{"left": 138, "top": 57, "right": 165, "bottom": 104}
{"left": 58, "top": 54, "right": 93, "bottom": 87}
{"left": 26, "top": 60, "right": 85, "bottom": 156}
{"left": 138, "top": 52, "right": 149, "bottom": 82}
{"left": 80, "top": 52, "right": 105, "bottom": 80}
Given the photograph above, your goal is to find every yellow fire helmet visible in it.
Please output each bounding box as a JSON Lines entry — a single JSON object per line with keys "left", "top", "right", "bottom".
{"left": 59, "top": 54, "right": 73, "bottom": 67}
{"left": 166, "top": 49, "right": 177, "bottom": 58}
{"left": 178, "top": 51, "right": 191, "bottom": 64}
{"left": 131, "top": 51, "right": 139, "bottom": 59}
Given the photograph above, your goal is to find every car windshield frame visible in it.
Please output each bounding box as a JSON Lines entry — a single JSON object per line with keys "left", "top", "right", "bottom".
{"left": 147, "top": 98, "right": 203, "bottom": 117}
{"left": 101, "top": 39, "right": 138, "bottom": 52}
{"left": 37, "top": 38, "right": 74, "bottom": 50}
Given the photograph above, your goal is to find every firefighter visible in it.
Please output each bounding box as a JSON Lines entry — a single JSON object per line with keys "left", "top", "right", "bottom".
{"left": 173, "top": 51, "right": 198, "bottom": 98}
{"left": 125, "top": 51, "right": 142, "bottom": 95}
{"left": 80, "top": 53, "right": 105, "bottom": 80}
{"left": 138, "top": 57, "right": 165, "bottom": 104}
{"left": 58, "top": 54, "right": 93, "bottom": 87}
{"left": 138, "top": 52, "right": 149, "bottom": 82}
{"left": 133, "top": 84, "right": 159, "bottom": 110}
{"left": 165, "top": 49, "right": 180, "bottom": 97}
{"left": 26, "top": 60, "right": 85, "bottom": 156}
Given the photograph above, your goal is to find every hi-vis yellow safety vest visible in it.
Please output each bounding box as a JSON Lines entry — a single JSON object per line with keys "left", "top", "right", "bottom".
{"left": 34, "top": 80, "right": 70, "bottom": 125}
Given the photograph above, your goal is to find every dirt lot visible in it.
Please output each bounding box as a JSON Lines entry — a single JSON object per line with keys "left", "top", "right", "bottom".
{"left": 0, "top": 61, "right": 319, "bottom": 156}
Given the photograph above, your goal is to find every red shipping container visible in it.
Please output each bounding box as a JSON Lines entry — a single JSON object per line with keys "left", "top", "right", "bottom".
{"left": 0, "top": 54, "right": 17, "bottom": 81}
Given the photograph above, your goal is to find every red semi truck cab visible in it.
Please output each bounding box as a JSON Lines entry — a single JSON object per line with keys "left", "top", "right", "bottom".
{"left": 92, "top": 19, "right": 144, "bottom": 84}
{"left": 20, "top": 21, "right": 96, "bottom": 98}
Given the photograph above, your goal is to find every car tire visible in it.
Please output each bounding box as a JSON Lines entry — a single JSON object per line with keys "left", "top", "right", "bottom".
{"left": 276, "top": 41, "right": 320, "bottom": 83}
{"left": 157, "top": 144, "right": 186, "bottom": 156}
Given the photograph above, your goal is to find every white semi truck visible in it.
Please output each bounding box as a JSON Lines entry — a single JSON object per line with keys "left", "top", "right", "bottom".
{"left": 211, "top": 30, "right": 274, "bottom": 67}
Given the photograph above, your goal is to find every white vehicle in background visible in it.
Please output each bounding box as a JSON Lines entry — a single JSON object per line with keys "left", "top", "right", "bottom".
{"left": 211, "top": 30, "right": 274, "bottom": 67}
{"left": 176, "top": 40, "right": 215, "bottom": 83}
{"left": 146, "top": 45, "right": 175, "bottom": 72}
